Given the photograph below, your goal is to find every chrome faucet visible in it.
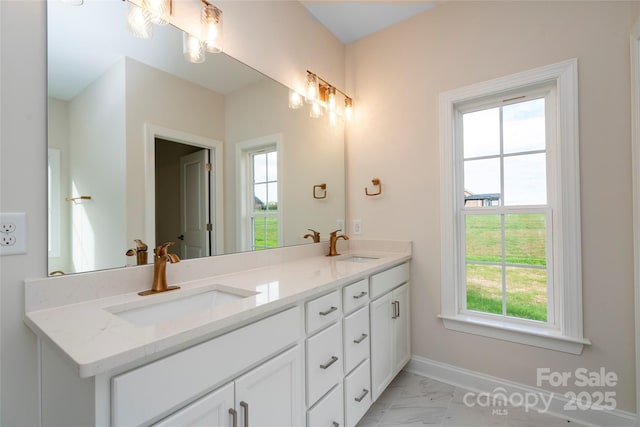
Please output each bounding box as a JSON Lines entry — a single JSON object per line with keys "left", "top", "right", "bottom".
{"left": 327, "top": 229, "right": 349, "bottom": 257}
{"left": 304, "top": 229, "right": 321, "bottom": 243}
{"left": 138, "top": 242, "right": 181, "bottom": 296}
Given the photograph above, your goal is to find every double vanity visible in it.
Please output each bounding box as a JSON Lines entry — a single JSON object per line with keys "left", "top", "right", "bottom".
{"left": 25, "top": 240, "right": 411, "bottom": 426}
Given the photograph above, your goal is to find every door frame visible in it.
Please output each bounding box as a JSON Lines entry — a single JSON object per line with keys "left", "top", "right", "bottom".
{"left": 631, "top": 16, "right": 640, "bottom": 423}
{"left": 144, "top": 123, "right": 224, "bottom": 255}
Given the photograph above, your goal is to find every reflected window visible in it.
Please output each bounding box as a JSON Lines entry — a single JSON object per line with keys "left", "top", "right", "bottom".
{"left": 250, "top": 148, "right": 279, "bottom": 250}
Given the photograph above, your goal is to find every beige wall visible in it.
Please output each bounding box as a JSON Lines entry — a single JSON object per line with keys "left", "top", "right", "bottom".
{"left": 346, "top": 1, "right": 640, "bottom": 412}
{"left": 0, "top": 1, "right": 344, "bottom": 425}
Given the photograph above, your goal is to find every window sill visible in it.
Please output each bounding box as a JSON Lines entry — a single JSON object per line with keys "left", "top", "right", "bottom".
{"left": 438, "top": 314, "right": 591, "bottom": 354}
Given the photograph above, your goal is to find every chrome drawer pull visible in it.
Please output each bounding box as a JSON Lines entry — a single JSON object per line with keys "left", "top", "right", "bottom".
{"left": 355, "top": 388, "right": 369, "bottom": 402}
{"left": 353, "top": 291, "right": 368, "bottom": 299}
{"left": 240, "top": 401, "right": 249, "bottom": 427}
{"left": 391, "top": 300, "right": 398, "bottom": 319}
{"left": 320, "top": 355, "right": 339, "bottom": 369}
{"left": 319, "top": 306, "right": 338, "bottom": 316}
{"left": 353, "top": 333, "right": 368, "bottom": 344}
{"left": 229, "top": 408, "right": 237, "bottom": 427}
{"left": 332, "top": 423, "right": 340, "bottom": 427}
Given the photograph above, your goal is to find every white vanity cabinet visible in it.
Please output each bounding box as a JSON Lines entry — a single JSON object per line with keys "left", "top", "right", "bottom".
{"left": 369, "top": 263, "right": 411, "bottom": 401}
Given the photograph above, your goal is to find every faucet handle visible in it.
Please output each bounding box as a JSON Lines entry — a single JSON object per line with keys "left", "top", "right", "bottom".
{"left": 329, "top": 229, "right": 342, "bottom": 237}
{"left": 155, "top": 241, "right": 175, "bottom": 257}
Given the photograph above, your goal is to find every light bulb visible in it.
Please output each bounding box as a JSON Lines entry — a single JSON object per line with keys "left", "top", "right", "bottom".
{"left": 289, "top": 90, "right": 304, "bottom": 109}
{"left": 201, "top": 4, "right": 223, "bottom": 53}
{"left": 127, "top": 3, "right": 153, "bottom": 39}
{"left": 183, "top": 32, "right": 205, "bottom": 63}
{"left": 327, "top": 87, "right": 336, "bottom": 113}
{"left": 305, "top": 73, "right": 319, "bottom": 104}
{"left": 310, "top": 102, "right": 324, "bottom": 118}
{"left": 344, "top": 98, "right": 353, "bottom": 121}
{"left": 143, "top": 0, "right": 170, "bottom": 25}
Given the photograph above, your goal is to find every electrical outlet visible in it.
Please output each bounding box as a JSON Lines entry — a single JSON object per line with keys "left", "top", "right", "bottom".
{"left": 0, "top": 212, "right": 26, "bottom": 255}
{"left": 352, "top": 219, "right": 362, "bottom": 235}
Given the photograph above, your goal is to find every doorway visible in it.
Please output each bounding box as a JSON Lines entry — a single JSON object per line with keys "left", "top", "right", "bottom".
{"left": 155, "top": 138, "right": 211, "bottom": 260}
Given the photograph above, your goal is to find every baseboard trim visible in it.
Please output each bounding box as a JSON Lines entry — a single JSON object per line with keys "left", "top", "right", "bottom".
{"left": 405, "top": 355, "right": 636, "bottom": 427}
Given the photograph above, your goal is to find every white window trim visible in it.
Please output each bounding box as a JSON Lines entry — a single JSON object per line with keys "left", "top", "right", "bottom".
{"left": 235, "top": 134, "right": 283, "bottom": 252}
{"left": 439, "top": 59, "right": 590, "bottom": 354}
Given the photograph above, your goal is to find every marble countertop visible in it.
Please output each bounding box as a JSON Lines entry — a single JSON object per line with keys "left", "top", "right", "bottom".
{"left": 25, "top": 245, "right": 410, "bottom": 378}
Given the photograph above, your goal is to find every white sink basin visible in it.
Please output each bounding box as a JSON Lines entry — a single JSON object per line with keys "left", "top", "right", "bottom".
{"left": 338, "top": 255, "right": 379, "bottom": 263}
{"left": 107, "top": 286, "right": 255, "bottom": 326}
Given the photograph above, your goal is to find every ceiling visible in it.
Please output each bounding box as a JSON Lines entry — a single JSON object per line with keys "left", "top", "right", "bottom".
{"left": 302, "top": 1, "right": 436, "bottom": 44}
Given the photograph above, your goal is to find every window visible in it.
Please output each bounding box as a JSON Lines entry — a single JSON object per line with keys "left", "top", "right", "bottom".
{"left": 236, "top": 135, "right": 282, "bottom": 252}
{"left": 439, "top": 59, "right": 589, "bottom": 354}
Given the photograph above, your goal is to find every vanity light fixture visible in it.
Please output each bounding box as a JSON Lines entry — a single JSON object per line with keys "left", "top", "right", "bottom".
{"left": 297, "top": 70, "right": 354, "bottom": 124}
{"left": 200, "top": 1, "right": 223, "bottom": 53}
{"left": 126, "top": 2, "right": 153, "bottom": 39}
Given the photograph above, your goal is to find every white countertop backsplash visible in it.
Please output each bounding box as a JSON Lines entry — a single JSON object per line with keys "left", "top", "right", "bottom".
{"left": 25, "top": 240, "right": 411, "bottom": 378}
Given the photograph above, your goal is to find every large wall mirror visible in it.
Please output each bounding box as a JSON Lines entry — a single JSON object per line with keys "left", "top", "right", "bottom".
{"left": 47, "top": 0, "right": 345, "bottom": 275}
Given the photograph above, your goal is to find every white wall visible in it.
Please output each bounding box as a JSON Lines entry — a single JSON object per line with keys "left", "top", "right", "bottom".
{"left": 345, "top": 0, "right": 640, "bottom": 412}
{"left": 0, "top": 1, "right": 344, "bottom": 425}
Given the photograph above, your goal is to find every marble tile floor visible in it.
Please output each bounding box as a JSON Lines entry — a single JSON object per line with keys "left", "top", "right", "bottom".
{"left": 357, "top": 371, "right": 585, "bottom": 427}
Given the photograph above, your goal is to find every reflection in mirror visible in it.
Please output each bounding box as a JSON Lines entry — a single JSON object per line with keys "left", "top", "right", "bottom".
{"left": 47, "top": 0, "right": 345, "bottom": 275}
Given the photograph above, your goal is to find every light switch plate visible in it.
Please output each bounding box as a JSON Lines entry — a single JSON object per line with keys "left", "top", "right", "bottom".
{"left": 0, "top": 212, "right": 27, "bottom": 255}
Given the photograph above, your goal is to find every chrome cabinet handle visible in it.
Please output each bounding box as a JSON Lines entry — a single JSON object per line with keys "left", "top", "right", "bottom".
{"left": 391, "top": 300, "right": 398, "bottom": 319}
{"left": 319, "top": 306, "right": 338, "bottom": 316}
{"left": 353, "top": 333, "right": 368, "bottom": 344}
{"left": 353, "top": 291, "right": 367, "bottom": 299}
{"left": 320, "top": 355, "right": 339, "bottom": 369}
{"left": 240, "top": 401, "right": 249, "bottom": 427}
{"left": 355, "top": 388, "right": 369, "bottom": 402}
{"left": 229, "top": 408, "right": 237, "bottom": 427}
{"left": 397, "top": 300, "right": 401, "bottom": 317}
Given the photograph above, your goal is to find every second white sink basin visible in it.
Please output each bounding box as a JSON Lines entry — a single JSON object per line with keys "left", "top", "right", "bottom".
{"left": 107, "top": 286, "right": 255, "bottom": 327}
{"left": 338, "top": 255, "right": 379, "bottom": 263}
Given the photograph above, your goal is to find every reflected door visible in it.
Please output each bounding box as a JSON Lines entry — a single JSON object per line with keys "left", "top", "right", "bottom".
{"left": 179, "top": 149, "right": 210, "bottom": 259}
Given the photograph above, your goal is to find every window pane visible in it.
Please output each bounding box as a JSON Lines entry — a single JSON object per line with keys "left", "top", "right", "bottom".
{"left": 253, "top": 216, "right": 278, "bottom": 249}
{"left": 503, "top": 153, "right": 546, "bottom": 205}
{"left": 253, "top": 183, "right": 267, "bottom": 211}
{"left": 253, "top": 153, "right": 267, "bottom": 183}
{"left": 267, "top": 151, "right": 278, "bottom": 181}
{"left": 252, "top": 217, "right": 266, "bottom": 250}
{"left": 503, "top": 98, "right": 545, "bottom": 154}
{"left": 505, "top": 266, "right": 547, "bottom": 321}
{"left": 466, "top": 264, "right": 503, "bottom": 315}
{"left": 464, "top": 158, "right": 501, "bottom": 205}
{"left": 463, "top": 107, "right": 500, "bottom": 158}
{"left": 266, "top": 182, "right": 278, "bottom": 210}
{"left": 504, "top": 214, "right": 546, "bottom": 266}
{"left": 465, "top": 214, "right": 501, "bottom": 263}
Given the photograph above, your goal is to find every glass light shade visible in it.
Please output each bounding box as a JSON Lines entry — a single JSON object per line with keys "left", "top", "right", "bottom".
{"left": 127, "top": 3, "right": 153, "bottom": 39}
{"left": 344, "top": 98, "right": 353, "bottom": 121}
{"left": 143, "top": 0, "right": 170, "bottom": 25}
{"left": 310, "top": 101, "right": 324, "bottom": 118}
{"left": 327, "top": 87, "right": 337, "bottom": 112}
{"left": 305, "top": 73, "right": 319, "bottom": 104}
{"left": 201, "top": 4, "right": 223, "bottom": 53}
{"left": 288, "top": 90, "right": 304, "bottom": 109}
{"left": 183, "top": 32, "right": 205, "bottom": 64}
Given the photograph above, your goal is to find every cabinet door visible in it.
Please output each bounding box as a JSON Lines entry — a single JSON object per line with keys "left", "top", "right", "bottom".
{"left": 369, "top": 292, "right": 394, "bottom": 401}
{"left": 235, "top": 346, "right": 303, "bottom": 427}
{"left": 392, "top": 283, "right": 411, "bottom": 374}
{"left": 153, "top": 382, "right": 234, "bottom": 427}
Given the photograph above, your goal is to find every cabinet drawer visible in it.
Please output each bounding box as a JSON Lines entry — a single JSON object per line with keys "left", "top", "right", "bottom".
{"left": 307, "top": 322, "right": 343, "bottom": 406}
{"left": 307, "top": 290, "right": 341, "bottom": 334}
{"left": 342, "top": 279, "right": 369, "bottom": 314}
{"left": 343, "top": 306, "right": 370, "bottom": 375}
{"left": 344, "top": 360, "right": 371, "bottom": 427}
{"left": 370, "top": 262, "right": 410, "bottom": 299}
{"left": 307, "top": 384, "right": 344, "bottom": 427}
{"left": 112, "top": 307, "right": 301, "bottom": 427}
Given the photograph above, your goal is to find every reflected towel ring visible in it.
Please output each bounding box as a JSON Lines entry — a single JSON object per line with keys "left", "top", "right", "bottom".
{"left": 313, "top": 183, "right": 327, "bottom": 199}
{"left": 365, "top": 178, "right": 382, "bottom": 196}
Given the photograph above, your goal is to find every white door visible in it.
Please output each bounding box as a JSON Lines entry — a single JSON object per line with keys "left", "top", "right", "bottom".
{"left": 235, "top": 346, "right": 303, "bottom": 427}
{"left": 393, "top": 283, "right": 411, "bottom": 374}
{"left": 179, "top": 150, "right": 210, "bottom": 259}
{"left": 369, "top": 292, "right": 394, "bottom": 401}
{"left": 153, "top": 382, "right": 234, "bottom": 427}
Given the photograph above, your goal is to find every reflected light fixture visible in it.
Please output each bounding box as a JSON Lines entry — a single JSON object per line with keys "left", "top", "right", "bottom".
{"left": 305, "top": 73, "right": 319, "bottom": 104}
{"left": 327, "top": 87, "right": 337, "bottom": 113}
{"left": 127, "top": 2, "right": 153, "bottom": 39}
{"left": 289, "top": 90, "right": 304, "bottom": 109}
{"left": 201, "top": 1, "right": 223, "bottom": 53}
{"left": 344, "top": 97, "right": 353, "bottom": 121}
{"left": 183, "top": 32, "right": 205, "bottom": 63}
{"left": 143, "top": 0, "right": 171, "bottom": 25}
{"left": 310, "top": 102, "right": 324, "bottom": 118}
